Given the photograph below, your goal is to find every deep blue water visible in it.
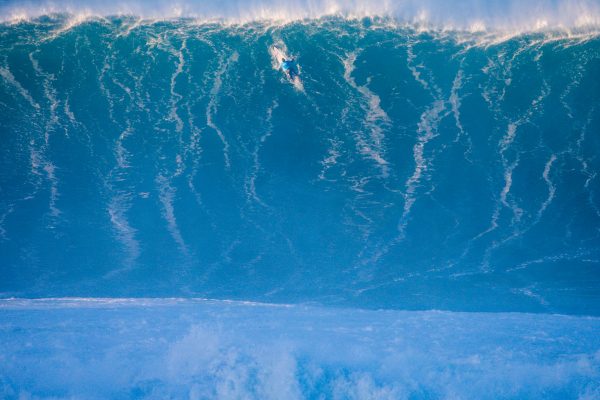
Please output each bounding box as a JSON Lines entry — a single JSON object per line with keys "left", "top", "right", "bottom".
{"left": 1, "top": 3, "right": 600, "bottom": 398}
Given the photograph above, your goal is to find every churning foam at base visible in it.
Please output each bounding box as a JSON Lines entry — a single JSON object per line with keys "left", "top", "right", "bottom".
{"left": 0, "top": 298, "right": 599, "bottom": 399}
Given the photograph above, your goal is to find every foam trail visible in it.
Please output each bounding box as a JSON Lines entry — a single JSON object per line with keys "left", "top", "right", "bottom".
{"left": 397, "top": 43, "right": 447, "bottom": 236}
{"left": 342, "top": 52, "right": 390, "bottom": 178}
{"left": 107, "top": 121, "right": 140, "bottom": 273}
{"left": 206, "top": 51, "right": 237, "bottom": 170}
{"left": 476, "top": 66, "right": 551, "bottom": 244}
{"left": 63, "top": 97, "right": 78, "bottom": 127}
{"left": 398, "top": 99, "right": 446, "bottom": 236}
{"left": 99, "top": 45, "right": 143, "bottom": 276}
{"left": 499, "top": 156, "right": 522, "bottom": 222}
{"left": 513, "top": 286, "right": 549, "bottom": 307}
{"left": 43, "top": 162, "right": 61, "bottom": 219}
{"left": 450, "top": 68, "right": 466, "bottom": 141}
{"left": 26, "top": 53, "right": 63, "bottom": 223}
{"left": 0, "top": 66, "right": 40, "bottom": 110}
{"left": 406, "top": 44, "right": 432, "bottom": 94}
{"left": 507, "top": 248, "right": 596, "bottom": 272}
{"left": 186, "top": 110, "right": 206, "bottom": 206}
{"left": 503, "top": 81, "right": 551, "bottom": 221}
{"left": 536, "top": 154, "right": 557, "bottom": 222}
{"left": 450, "top": 65, "right": 474, "bottom": 163}
{"left": 470, "top": 56, "right": 514, "bottom": 243}
{"left": 169, "top": 36, "right": 186, "bottom": 134}
{"left": 318, "top": 138, "right": 342, "bottom": 181}
{"left": 98, "top": 53, "right": 118, "bottom": 125}
{"left": 0, "top": 205, "right": 14, "bottom": 240}
{"left": 181, "top": 33, "right": 217, "bottom": 208}
{"left": 156, "top": 174, "right": 189, "bottom": 256}
{"left": 29, "top": 51, "right": 60, "bottom": 144}
{"left": 478, "top": 72, "right": 552, "bottom": 271}
{"left": 576, "top": 107, "right": 600, "bottom": 218}
{"left": 476, "top": 157, "right": 521, "bottom": 271}
{"left": 106, "top": 193, "right": 140, "bottom": 277}
{"left": 246, "top": 100, "right": 278, "bottom": 207}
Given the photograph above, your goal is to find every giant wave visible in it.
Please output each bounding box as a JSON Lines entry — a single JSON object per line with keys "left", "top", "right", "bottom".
{"left": 1, "top": 3, "right": 600, "bottom": 398}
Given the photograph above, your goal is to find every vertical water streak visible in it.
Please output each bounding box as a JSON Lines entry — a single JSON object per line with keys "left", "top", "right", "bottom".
{"left": 576, "top": 107, "right": 600, "bottom": 219}
{"left": 156, "top": 174, "right": 189, "bottom": 257}
{"left": 206, "top": 51, "right": 238, "bottom": 170}
{"left": 397, "top": 41, "right": 447, "bottom": 237}
{"left": 169, "top": 36, "right": 186, "bottom": 135}
{"left": 536, "top": 154, "right": 557, "bottom": 222}
{"left": 246, "top": 100, "right": 278, "bottom": 207}
{"left": 29, "top": 52, "right": 62, "bottom": 222}
{"left": 105, "top": 191, "right": 140, "bottom": 278}
{"left": 341, "top": 51, "right": 390, "bottom": 178}
{"left": 184, "top": 34, "right": 218, "bottom": 208}
{"left": 100, "top": 39, "right": 142, "bottom": 275}
{"left": 0, "top": 65, "right": 40, "bottom": 110}
{"left": 479, "top": 71, "right": 551, "bottom": 271}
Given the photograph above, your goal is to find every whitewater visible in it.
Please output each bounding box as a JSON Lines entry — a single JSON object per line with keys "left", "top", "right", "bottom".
{"left": 1, "top": 0, "right": 600, "bottom": 398}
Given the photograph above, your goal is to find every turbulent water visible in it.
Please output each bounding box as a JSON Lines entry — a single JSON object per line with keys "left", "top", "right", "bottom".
{"left": 2, "top": 298, "right": 600, "bottom": 399}
{"left": 1, "top": 3, "right": 600, "bottom": 398}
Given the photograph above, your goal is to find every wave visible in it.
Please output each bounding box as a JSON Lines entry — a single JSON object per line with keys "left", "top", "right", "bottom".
{"left": 0, "top": 11, "right": 599, "bottom": 313}
{"left": 2, "top": 0, "right": 600, "bottom": 32}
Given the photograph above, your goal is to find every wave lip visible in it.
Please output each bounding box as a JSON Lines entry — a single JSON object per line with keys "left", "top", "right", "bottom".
{"left": 2, "top": 0, "right": 600, "bottom": 32}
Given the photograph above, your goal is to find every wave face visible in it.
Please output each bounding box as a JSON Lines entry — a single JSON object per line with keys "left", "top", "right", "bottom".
{"left": 0, "top": 16, "right": 599, "bottom": 316}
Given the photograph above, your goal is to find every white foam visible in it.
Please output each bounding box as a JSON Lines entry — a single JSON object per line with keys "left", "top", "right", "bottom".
{"left": 406, "top": 44, "right": 431, "bottom": 93}
{"left": 246, "top": 100, "right": 278, "bottom": 207}
{"left": 43, "top": 162, "right": 61, "bottom": 219}
{"left": 318, "top": 138, "right": 342, "bottom": 181}
{"left": 41, "top": 12, "right": 94, "bottom": 41}
{"left": 156, "top": 174, "right": 189, "bottom": 256}
{"left": 169, "top": 37, "right": 187, "bottom": 133}
{"left": 575, "top": 107, "right": 600, "bottom": 218}
{"left": 536, "top": 154, "right": 557, "bottom": 221}
{"left": 63, "top": 97, "right": 78, "bottom": 126}
{"left": 106, "top": 192, "right": 140, "bottom": 276}
{"left": 0, "top": 204, "right": 14, "bottom": 240}
{"left": 398, "top": 99, "right": 446, "bottom": 236}
{"left": 449, "top": 66, "right": 474, "bottom": 162}
{"left": 342, "top": 51, "right": 390, "bottom": 178}
{"left": 2, "top": 0, "right": 600, "bottom": 33}
{"left": 0, "top": 66, "right": 40, "bottom": 110}
{"left": 450, "top": 69, "right": 465, "bottom": 138}
{"left": 395, "top": 41, "right": 450, "bottom": 236}
{"left": 0, "top": 298, "right": 598, "bottom": 399}
{"left": 206, "top": 51, "right": 237, "bottom": 169}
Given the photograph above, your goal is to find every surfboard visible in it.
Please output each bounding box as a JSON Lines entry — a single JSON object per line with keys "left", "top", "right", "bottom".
{"left": 270, "top": 45, "right": 303, "bottom": 91}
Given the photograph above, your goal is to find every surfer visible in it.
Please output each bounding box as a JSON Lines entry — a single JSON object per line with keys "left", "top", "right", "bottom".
{"left": 271, "top": 45, "right": 302, "bottom": 89}
{"left": 281, "top": 58, "right": 296, "bottom": 80}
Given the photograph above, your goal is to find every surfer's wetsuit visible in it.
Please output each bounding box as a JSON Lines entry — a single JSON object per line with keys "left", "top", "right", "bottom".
{"left": 281, "top": 59, "right": 296, "bottom": 79}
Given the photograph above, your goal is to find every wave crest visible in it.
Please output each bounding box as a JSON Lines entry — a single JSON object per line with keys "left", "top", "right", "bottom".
{"left": 2, "top": 0, "right": 600, "bottom": 32}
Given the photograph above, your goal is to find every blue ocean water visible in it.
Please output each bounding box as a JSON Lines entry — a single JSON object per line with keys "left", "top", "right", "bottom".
{"left": 1, "top": 0, "right": 600, "bottom": 398}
